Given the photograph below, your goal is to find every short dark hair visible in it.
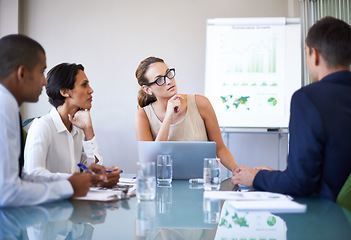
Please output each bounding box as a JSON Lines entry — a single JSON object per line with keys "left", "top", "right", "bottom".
{"left": 46, "top": 63, "right": 84, "bottom": 108}
{"left": 0, "top": 34, "right": 45, "bottom": 79}
{"left": 306, "top": 16, "right": 351, "bottom": 68}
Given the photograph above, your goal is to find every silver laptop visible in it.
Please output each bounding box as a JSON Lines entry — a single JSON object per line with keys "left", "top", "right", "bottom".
{"left": 137, "top": 141, "right": 217, "bottom": 179}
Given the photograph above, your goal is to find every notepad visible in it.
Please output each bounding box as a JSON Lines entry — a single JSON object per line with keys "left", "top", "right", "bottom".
{"left": 74, "top": 177, "right": 137, "bottom": 201}
{"left": 74, "top": 188, "right": 125, "bottom": 201}
{"left": 204, "top": 191, "right": 307, "bottom": 213}
{"left": 215, "top": 201, "right": 288, "bottom": 240}
{"left": 227, "top": 199, "right": 306, "bottom": 213}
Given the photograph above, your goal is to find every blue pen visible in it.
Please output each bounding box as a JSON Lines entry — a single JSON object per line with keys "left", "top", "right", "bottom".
{"left": 106, "top": 168, "right": 123, "bottom": 173}
{"left": 77, "top": 163, "right": 94, "bottom": 174}
{"left": 77, "top": 163, "right": 122, "bottom": 173}
{"left": 77, "top": 163, "right": 111, "bottom": 182}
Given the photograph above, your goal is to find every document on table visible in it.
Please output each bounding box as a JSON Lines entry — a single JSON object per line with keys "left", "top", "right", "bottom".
{"left": 74, "top": 177, "right": 137, "bottom": 201}
{"left": 74, "top": 188, "right": 125, "bottom": 201}
{"left": 215, "top": 201, "right": 288, "bottom": 240}
{"left": 204, "top": 191, "right": 307, "bottom": 213}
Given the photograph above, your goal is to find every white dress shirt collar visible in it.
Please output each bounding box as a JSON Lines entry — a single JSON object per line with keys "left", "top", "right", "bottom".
{"left": 49, "top": 107, "right": 78, "bottom": 136}
{"left": 0, "top": 84, "right": 19, "bottom": 108}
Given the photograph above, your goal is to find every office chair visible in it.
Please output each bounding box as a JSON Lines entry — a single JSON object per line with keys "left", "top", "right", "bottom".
{"left": 22, "top": 117, "right": 37, "bottom": 144}
{"left": 336, "top": 173, "right": 351, "bottom": 212}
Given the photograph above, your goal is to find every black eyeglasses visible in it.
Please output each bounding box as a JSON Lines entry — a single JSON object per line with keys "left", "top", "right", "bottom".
{"left": 145, "top": 68, "right": 175, "bottom": 86}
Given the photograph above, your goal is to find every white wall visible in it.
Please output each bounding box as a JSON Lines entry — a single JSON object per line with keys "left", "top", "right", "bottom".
{"left": 16, "top": 0, "right": 299, "bottom": 173}
{"left": 0, "top": 0, "right": 18, "bottom": 36}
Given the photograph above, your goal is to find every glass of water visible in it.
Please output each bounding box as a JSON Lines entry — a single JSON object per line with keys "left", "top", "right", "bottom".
{"left": 136, "top": 162, "right": 156, "bottom": 200}
{"left": 156, "top": 155, "right": 172, "bottom": 185}
{"left": 203, "top": 158, "right": 220, "bottom": 191}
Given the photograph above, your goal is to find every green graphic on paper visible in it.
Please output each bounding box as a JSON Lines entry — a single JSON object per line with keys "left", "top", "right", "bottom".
{"left": 232, "top": 212, "right": 249, "bottom": 227}
{"left": 268, "top": 97, "right": 277, "bottom": 107}
{"left": 220, "top": 95, "right": 250, "bottom": 110}
{"left": 219, "top": 210, "right": 233, "bottom": 228}
{"left": 267, "top": 216, "right": 277, "bottom": 226}
{"left": 219, "top": 210, "right": 249, "bottom": 229}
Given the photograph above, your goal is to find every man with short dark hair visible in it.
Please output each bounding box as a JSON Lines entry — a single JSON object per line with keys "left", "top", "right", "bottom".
{"left": 232, "top": 17, "right": 351, "bottom": 201}
{"left": 0, "top": 34, "right": 101, "bottom": 207}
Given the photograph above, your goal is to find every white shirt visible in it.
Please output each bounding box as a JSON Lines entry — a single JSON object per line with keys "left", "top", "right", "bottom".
{"left": 0, "top": 84, "right": 73, "bottom": 207}
{"left": 24, "top": 107, "right": 103, "bottom": 180}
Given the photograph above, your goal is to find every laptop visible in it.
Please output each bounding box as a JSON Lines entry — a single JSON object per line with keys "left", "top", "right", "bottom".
{"left": 137, "top": 141, "right": 217, "bottom": 179}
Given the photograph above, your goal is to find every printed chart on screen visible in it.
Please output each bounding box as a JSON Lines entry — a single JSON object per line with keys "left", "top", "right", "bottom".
{"left": 205, "top": 18, "right": 301, "bottom": 128}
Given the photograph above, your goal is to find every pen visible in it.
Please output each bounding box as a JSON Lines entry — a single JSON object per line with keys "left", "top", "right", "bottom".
{"left": 77, "top": 163, "right": 122, "bottom": 174}
{"left": 189, "top": 178, "right": 204, "bottom": 184}
{"left": 77, "top": 163, "right": 95, "bottom": 174}
{"left": 77, "top": 163, "right": 110, "bottom": 183}
{"left": 106, "top": 168, "right": 123, "bottom": 173}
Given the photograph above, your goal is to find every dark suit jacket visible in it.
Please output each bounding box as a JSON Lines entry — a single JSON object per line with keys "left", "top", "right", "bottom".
{"left": 254, "top": 71, "right": 351, "bottom": 201}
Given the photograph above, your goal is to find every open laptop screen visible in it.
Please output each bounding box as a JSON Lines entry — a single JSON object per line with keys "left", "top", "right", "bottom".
{"left": 137, "top": 141, "right": 217, "bottom": 179}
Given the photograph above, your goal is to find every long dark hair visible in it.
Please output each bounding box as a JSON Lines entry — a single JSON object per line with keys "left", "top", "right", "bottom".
{"left": 135, "top": 56, "right": 164, "bottom": 108}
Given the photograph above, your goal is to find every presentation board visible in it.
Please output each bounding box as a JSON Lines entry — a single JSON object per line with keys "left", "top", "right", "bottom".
{"left": 205, "top": 18, "right": 302, "bottom": 128}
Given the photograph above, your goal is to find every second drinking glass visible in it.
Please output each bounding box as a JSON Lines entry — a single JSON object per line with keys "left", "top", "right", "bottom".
{"left": 156, "top": 155, "right": 173, "bottom": 185}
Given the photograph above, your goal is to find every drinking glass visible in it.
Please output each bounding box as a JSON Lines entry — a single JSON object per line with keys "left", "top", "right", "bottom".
{"left": 203, "top": 158, "right": 221, "bottom": 191}
{"left": 136, "top": 162, "right": 156, "bottom": 200}
{"left": 156, "top": 155, "right": 172, "bottom": 185}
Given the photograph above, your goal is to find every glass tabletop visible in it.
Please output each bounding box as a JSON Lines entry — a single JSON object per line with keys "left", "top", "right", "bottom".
{"left": 1, "top": 179, "right": 350, "bottom": 240}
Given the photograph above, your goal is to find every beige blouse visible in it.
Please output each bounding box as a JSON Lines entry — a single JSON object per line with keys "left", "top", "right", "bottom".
{"left": 143, "top": 94, "right": 208, "bottom": 141}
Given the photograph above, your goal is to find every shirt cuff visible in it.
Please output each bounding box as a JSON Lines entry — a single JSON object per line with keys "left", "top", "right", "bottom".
{"left": 82, "top": 136, "right": 103, "bottom": 164}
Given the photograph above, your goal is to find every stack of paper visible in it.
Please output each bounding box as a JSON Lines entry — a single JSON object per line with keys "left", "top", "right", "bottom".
{"left": 204, "top": 191, "right": 306, "bottom": 213}
{"left": 74, "top": 188, "right": 125, "bottom": 201}
{"left": 74, "top": 177, "right": 137, "bottom": 201}
{"left": 215, "top": 201, "right": 288, "bottom": 240}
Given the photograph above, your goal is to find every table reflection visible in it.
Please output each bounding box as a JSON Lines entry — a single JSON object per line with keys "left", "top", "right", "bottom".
{"left": 157, "top": 185, "right": 172, "bottom": 214}
{"left": 203, "top": 198, "right": 220, "bottom": 224}
{"left": 0, "top": 199, "right": 122, "bottom": 240}
{"left": 215, "top": 179, "right": 351, "bottom": 240}
{"left": 276, "top": 196, "right": 351, "bottom": 240}
{"left": 134, "top": 181, "right": 217, "bottom": 240}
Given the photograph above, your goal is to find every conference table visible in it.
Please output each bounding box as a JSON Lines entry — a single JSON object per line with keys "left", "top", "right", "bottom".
{"left": 1, "top": 178, "right": 350, "bottom": 240}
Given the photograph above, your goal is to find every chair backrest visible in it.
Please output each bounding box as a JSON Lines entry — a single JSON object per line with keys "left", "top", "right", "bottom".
{"left": 22, "top": 117, "right": 38, "bottom": 144}
{"left": 336, "top": 173, "right": 351, "bottom": 211}
{"left": 22, "top": 117, "right": 36, "bottom": 128}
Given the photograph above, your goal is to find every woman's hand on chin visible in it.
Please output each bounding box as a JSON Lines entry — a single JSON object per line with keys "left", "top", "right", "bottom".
{"left": 69, "top": 110, "right": 95, "bottom": 139}
{"left": 165, "top": 94, "right": 184, "bottom": 120}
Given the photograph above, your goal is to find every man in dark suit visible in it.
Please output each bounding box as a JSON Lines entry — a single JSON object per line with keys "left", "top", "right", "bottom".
{"left": 232, "top": 16, "right": 351, "bottom": 201}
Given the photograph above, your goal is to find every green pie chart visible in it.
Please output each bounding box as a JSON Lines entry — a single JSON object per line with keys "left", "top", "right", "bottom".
{"left": 267, "top": 216, "right": 276, "bottom": 226}
{"left": 268, "top": 97, "right": 277, "bottom": 107}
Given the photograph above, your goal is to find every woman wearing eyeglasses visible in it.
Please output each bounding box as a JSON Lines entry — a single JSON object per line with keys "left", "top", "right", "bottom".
{"left": 135, "top": 56, "right": 239, "bottom": 172}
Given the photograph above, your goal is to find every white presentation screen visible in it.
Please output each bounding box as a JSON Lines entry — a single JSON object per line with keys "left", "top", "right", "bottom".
{"left": 205, "top": 18, "right": 302, "bottom": 128}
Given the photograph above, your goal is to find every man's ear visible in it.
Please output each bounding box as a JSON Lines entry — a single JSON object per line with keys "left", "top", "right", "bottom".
{"left": 16, "top": 65, "right": 26, "bottom": 84}
{"left": 311, "top": 48, "right": 320, "bottom": 66}
{"left": 142, "top": 85, "right": 153, "bottom": 95}
{"left": 60, "top": 89, "right": 70, "bottom": 98}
